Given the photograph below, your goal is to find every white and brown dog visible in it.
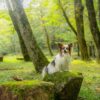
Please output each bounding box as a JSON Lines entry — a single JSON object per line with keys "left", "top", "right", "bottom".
{"left": 42, "top": 43, "right": 72, "bottom": 78}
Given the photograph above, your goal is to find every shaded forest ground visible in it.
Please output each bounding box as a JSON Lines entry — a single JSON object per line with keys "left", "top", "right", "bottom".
{"left": 0, "top": 55, "right": 100, "bottom": 100}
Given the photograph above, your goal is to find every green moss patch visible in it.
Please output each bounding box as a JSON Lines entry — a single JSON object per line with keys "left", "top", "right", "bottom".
{"left": 43, "top": 71, "right": 81, "bottom": 84}
{"left": 0, "top": 80, "right": 54, "bottom": 92}
{"left": 43, "top": 71, "right": 83, "bottom": 100}
{"left": 0, "top": 80, "right": 54, "bottom": 100}
{"left": 0, "top": 80, "right": 53, "bottom": 86}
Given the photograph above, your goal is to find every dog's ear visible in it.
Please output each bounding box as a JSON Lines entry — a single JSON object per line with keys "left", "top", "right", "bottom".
{"left": 58, "top": 43, "right": 63, "bottom": 49}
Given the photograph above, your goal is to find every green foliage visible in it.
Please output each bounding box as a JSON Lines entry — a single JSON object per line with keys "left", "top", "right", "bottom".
{"left": 0, "top": 0, "right": 98, "bottom": 54}
{"left": 0, "top": 33, "right": 21, "bottom": 54}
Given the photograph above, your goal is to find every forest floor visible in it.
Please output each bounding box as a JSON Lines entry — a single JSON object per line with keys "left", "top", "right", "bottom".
{"left": 0, "top": 56, "right": 100, "bottom": 100}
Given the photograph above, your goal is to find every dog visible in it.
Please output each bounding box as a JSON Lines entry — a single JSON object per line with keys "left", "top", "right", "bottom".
{"left": 42, "top": 43, "right": 72, "bottom": 78}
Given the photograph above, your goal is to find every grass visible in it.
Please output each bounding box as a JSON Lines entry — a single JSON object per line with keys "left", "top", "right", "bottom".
{"left": 71, "top": 60, "right": 100, "bottom": 100}
{"left": 0, "top": 56, "right": 40, "bottom": 83}
{"left": 0, "top": 55, "right": 100, "bottom": 100}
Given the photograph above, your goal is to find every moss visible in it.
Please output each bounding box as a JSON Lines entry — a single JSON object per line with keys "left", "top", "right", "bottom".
{"left": 0, "top": 80, "right": 54, "bottom": 90}
{"left": 0, "top": 80, "right": 52, "bottom": 86}
{"left": 0, "top": 80, "right": 54, "bottom": 100}
{"left": 43, "top": 71, "right": 81, "bottom": 84}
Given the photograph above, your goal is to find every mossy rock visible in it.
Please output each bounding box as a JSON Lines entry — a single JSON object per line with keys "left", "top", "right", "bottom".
{"left": 0, "top": 80, "right": 54, "bottom": 100}
{"left": 43, "top": 71, "right": 83, "bottom": 100}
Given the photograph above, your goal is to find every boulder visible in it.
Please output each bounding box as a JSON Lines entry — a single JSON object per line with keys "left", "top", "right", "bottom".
{"left": 43, "top": 71, "right": 83, "bottom": 100}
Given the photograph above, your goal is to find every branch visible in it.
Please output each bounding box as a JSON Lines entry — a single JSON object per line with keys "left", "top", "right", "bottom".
{"left": 58, "top": 0, "right": 77, "bottom": 36}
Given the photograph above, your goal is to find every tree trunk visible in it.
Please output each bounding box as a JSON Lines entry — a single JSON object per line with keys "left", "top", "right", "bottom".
{"left": 89, "top": 41, "right": 96, "bottom": 58}
{"left": 43, "top": 25, "right": 54, "bottom": 56}
{"left": 7, "top": 0, "right": 49, "bottom": 72}
{"left": 92, "top": 45, "right": 96, "bottom": 58}
{"left": 41, "top": 21, "right": 53, "bottom": 56}
{"left": 77, "top": 43, "right": 80, "bottom": 57}
{"left": 74, "top": 0, "right": 90, "bottom": 60}
{"left": 99, "top": 0, "right": 100, "bottom": 22}
{"left": 5, "top": 0, "right": 30, "bottom": 61}
{"left": 17, "top": 32, "right": 31, "bottom": 61}
{"left": 58, "top": 0, "right": 90, "bottom": 61}
{"left": 0, "top": 56, "right": 3, "bottom": 62}
{"left": 40, "top": 11, "right": 53, "bottom": 56}
{"left": 51, "top": 35, "right": 56, "bottom": 49}
{"left": 86, "top": 0, "right": 100, "bottom": 62}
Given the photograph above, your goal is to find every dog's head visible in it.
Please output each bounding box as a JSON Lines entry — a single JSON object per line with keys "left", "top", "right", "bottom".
{"left": 58, "top": 43, "right": 72, "bottom": 56}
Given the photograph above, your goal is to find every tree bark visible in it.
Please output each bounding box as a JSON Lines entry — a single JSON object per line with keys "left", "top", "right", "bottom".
{"left": 42, "top": 24, "right": 54, "bottom": 56}
{"left": 40, "top": 11, "right": 53, "bottom": 56}
{"left": 0, "top": 56, "right": 3, "bottom": 62}
{"left": 99, "top": 0, "right": 100, "bottom": 22}
{"left": 5, "top": 0, "right": 30, "bottom": 61}
{"left": 74, "top": 0, "right": 90, "bottom": 60}
{"left": 77, "top": 43, "right": 80, "bottom": 57}
{"left": 86, "top": 0, "right": 100, "bottom": 62}
{"left": 89, "top": 41, "right": 96, "bottom": 58}
{"left": 7, "top": 0, "right": 49, "bottom": 72}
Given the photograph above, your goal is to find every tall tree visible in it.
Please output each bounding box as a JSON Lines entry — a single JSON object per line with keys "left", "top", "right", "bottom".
{"left": 58, "top": 0, "right": 89, "bottom": 60}
{"left": 86, "top": 0, "right": 100, "bottom": 62}
{"left": 6, "top": 0, "right": 30, "bottom": 61}
{"left": 6, "top": 0, "right": 49, "bottom": 72}
{"left": 99, "top": 0, "right": 100, "bottom": 22}
{"left": 74, "top": 0, "right": 89, "bottom": 60}
{"left": 40, "top": 10, "right": 53, "bottom": 56}
{"left": 58, "top": 0, "right": 77, "bottom": 36}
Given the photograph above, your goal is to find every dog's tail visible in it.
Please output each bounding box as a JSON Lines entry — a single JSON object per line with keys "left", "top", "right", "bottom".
{"left": 42, "top": 66, "right": 48, "bottom": 78}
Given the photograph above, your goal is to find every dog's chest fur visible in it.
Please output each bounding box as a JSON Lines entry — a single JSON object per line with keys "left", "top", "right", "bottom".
{"left": 47, "top": 53, "right": 71, "bottom": 74}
